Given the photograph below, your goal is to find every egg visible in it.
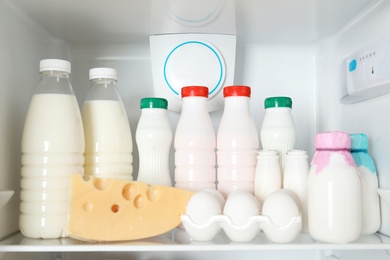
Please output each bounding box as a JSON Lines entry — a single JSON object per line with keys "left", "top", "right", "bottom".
{"left": 203, "top": 188, "right": 225, "bottom": 209}
{"left": 223, "top": 190, "right": 261, "bottom": 225}
{"left": 183, "top": 190, "right": 223, "bottom": 241}
{"left": 186, "top": 190, "right": 222, "bottom": 225}
{"left": 262, "top": 189, "right": 300, "bottom": 227}
{"left": 261, "top": 189, "right": 302, "bottom": 243}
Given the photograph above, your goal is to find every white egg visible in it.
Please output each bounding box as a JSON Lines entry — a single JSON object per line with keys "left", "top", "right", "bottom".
{"left": 186, "top": 190, "right": 222, "bottom": 225}
{"left": 262, "top": 189, "right": 300, "bottom": 227}
{"left": 223, "top": 190, "right": 261, "bottom": 225}
{"left": 203, "top": 188, "right": 226, "bottom": 209}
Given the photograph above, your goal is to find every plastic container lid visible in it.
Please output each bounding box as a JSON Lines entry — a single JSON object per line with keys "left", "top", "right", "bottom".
{"left": 223, "top": 86, "right": 251, "bottom": 97}
{"left": 264, "top": 97, "right": 292, "bottom": 109}
{"left": 181, "top": 86, "right": 209, "bottom": 98}
{"left": 40, "top": 59, "right": 71, "bottom": 73}
{"left": 89, "top": 68, "right": 117, "bottom": 81}
{"left": 140, "top": 97, "right": 168, "bottom": 109}
{"left": 350, "top": 133, "right": 368, "bottom": 151}
{"left": 314, "top": 131, "right": 351, "bottom": 149}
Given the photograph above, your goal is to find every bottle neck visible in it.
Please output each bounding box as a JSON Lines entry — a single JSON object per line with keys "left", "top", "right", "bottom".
{"left": 40, "top": 70, "right": 69, "bottom": 79}
{"left": 265, "top": 107, "right": 291, "bottom": 113}
{"left": 182, "top": 96, "right": 208, "bottom": 111}
{"left": 224, "top": 96, "right": 250, "bottom": 111}
{"left": 90, "top": 78, "right": 117, "bottom": 88}
{"left": 85, "top": 78, "right": 120, "bottom": 101}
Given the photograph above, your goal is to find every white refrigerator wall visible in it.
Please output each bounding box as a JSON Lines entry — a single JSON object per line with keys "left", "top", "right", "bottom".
{"left": 1, "top": 0, "right": 390, "bottom": 248}
{"left": 0, "top": 1, "right": 70, "bottom": 239}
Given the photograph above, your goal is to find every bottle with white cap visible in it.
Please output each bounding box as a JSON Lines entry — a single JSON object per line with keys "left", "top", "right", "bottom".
{"left": 136, "top": 97, "right": 172, "bottom": 186}
{"left": 174, "top": 86, "right": 216, "bottom": 191}
{"left": 82, "top": 67, "right": 133, "bottom": 180}
{"left": 20, "top": 59, "right": 85, "bottom": 238}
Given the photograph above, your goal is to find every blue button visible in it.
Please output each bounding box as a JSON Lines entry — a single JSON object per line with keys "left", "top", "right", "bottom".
{"left": 349, "top": 59, "right": 357, "bottom": 72}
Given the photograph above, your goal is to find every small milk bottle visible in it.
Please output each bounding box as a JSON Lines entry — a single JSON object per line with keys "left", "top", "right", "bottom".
{"left": 350, "top": 133, "right": 380, "bottom": 235}
{"left": 82, "top": 68, "right": 133, "bottom": 180}
{"left": 260, "top": 96, "right": 296, "bottom": 172}
{"left": 254, "top": 150, "right": 282, "bottom": 205}
{"left": 20, "top": 59, "right": 84, "bottom": 238}
{"left": 174, "top": 86, "right": 216, "bottom": 191}
{"left": 136, "top": 97, "right": 172, "bottom": 186}
{"left": 217, "top": 86, "right": 259, "bottom": 198}
{"left": 308, "top": 131, "right": 361, "bottom": 243}
{"left": 283, "top": 150, "right": 309, "bottom": 233}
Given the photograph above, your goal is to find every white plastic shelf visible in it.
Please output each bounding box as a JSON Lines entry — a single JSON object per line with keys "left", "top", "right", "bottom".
{"left": 2, "top": 230, "right": 390, "bottom": 253}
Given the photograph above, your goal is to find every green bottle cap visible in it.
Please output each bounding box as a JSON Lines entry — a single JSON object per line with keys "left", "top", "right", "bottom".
{"left": 264, "top": 96, "right": 292, "bottom": 108}
{"left": 140, "top": 97, "right": 168, "bottom": 109}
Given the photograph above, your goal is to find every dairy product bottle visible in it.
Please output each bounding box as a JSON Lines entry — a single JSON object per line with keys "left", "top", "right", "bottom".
{"left": 217, "top": 86, "right": 259, "bottom": 198}
{"left": 20, "top": 59, "right": 84, "bottom": 238}
{"left": 82, "top": 68, "right": 133, "bottom": 180}
{"left": 283, "top": 150, "right": 309, "bottom": 233}
{"left": 308, "top": 131, "right": 361, "bottom": 243}
{"left": 254, "top": 150, "right": 282, "bottom": 205}
{"left": 136, "top": 97, "right": 172, "bottom": 186}
{"left": 174, "top": 86, "right": 216, "bottom": 191}
{"left": 350, "top": 133, "right": 380, "bottom": 235}
{"left": 260, "top": 96, "right": 296, "bottom": 172}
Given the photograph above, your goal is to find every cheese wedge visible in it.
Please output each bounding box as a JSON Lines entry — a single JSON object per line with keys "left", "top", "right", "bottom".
{"left": 67, "top": 175, "right": 194, "bottom": 241}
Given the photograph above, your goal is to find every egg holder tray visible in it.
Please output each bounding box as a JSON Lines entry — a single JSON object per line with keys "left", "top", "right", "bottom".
{"left": 181, "top": 213, "right": 302, "bottom": 243}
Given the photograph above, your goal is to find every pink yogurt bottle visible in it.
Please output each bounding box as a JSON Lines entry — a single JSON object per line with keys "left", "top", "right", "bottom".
{"left": 217, "top": 86, "right": 259, "bottom": 198}
{"left": 307, "top": 131, "right": 361, "bottom": 243}
{"left": 174, "top": 86, "right": 216, "bottom": 191}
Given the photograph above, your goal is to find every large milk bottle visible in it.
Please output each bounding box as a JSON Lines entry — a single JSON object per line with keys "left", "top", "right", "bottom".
{"left": 260, "top": 96, "right": 296, "bottom": 172}
{"left": 308, "top": 131, "right": 361, "bottom": 243}
{"left": 20, "top": 59, "right": 84, "bottom": 238}
{"left": 174, "top": 86, "right": 216, "bottom": 191}
{"left": 136, "top": 97, "right": 172, "bottom": 186}
{"left": 82, "top": 68, "right": 133, "bottom": 180}
{"left": 350, "top": 133, "right": 380, "bottom": 235}
{"left": 217, "top": 86, "right": 259, "bottom": 198}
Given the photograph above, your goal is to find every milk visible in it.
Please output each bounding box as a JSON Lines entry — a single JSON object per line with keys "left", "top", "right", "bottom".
{"left": 82, "top": 100, "right": 133, "bottom": 179}
{"left": 174, "top": 86, "right": 216, "bottom": 191}
{"left": 20, "top": 93, "right": 84, "bottom": 238}
{"left": 136, "top": 98, "right": 172, "bottom": 186}
{"left": 217, "top": 86, "right": 259, "bottom": 198}
{"left": 260, "top": 97, "right": 296, "bottom": 171}
{"left": 308, "top": 131, "right": 361, "bottom": 243}
{"left": 359, "top": 165, "right": 380, "bottom": 235}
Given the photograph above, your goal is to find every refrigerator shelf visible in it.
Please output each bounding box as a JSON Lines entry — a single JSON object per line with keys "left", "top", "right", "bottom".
{"left": 2, "top": 230, "right": 390, "bottom": 253}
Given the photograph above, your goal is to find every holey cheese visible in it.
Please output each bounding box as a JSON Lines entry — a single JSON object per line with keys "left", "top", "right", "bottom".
{"left": 67, "top": 175, "right": 194, "bottom": 241}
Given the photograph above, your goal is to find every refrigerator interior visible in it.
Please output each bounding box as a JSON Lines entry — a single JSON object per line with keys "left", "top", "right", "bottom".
{"left": 2, "top": 0, "right": 390, "bottom": 259}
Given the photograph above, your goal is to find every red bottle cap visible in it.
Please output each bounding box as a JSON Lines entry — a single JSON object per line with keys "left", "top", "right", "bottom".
{"left": 181, "top": 86, "right": 209, "bottom": 98}
{"left": 223, "top": 86, "right": 251, "bottom": 97}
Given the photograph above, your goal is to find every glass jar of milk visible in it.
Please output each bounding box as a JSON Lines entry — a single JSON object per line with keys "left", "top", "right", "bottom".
{"left": 308, "top": 131, "right": 361, "bottom": 243}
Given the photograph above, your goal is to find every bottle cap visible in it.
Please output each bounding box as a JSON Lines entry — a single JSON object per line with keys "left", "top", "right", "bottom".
{"left": 140, "top": 97, "right": 168, "bottom": 109}
{"left": 315, "top": 131, "right": 351, "bottom": 149}
{"left": 350, "top": 133, "right": 368, "bottom": 151}
{"left": 223, "top": 86, "right": 251, "bottom": 97}
{"left": 264, "top": 96, "right": 292, "bottom": 108}
{"left": 89, "top": 68, "right": 117, "bottom": 81}
{"left": 40, "top": 59, "right": 71, "bottom": 74}
{"left": 181, "top": 86, "right": 209, "bottom": 98}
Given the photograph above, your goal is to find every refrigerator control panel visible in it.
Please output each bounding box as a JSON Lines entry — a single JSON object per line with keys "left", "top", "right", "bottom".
{"left": 340, "top": 36, "right": 390, "bottom": 104}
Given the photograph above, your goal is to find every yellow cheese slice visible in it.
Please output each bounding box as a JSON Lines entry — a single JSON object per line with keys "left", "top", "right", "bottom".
{"left": 67, "top": 174, "right": 194, "bottom": 241}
